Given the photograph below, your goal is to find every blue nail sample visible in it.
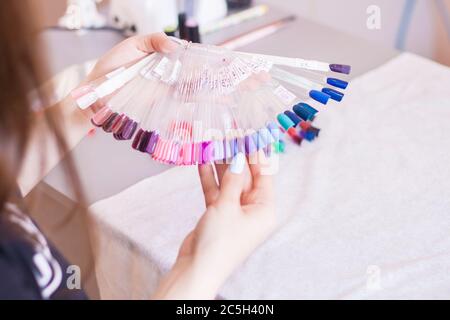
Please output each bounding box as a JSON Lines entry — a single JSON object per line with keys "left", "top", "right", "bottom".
{"left": 308, "top": 127, "right": 321, "bottom": 138}
{"left": 284, "top": 111, "right": 302, "bottom": 126}
{"left": 293, "top": 103, "right": 318, "bottom": 121}
{"left": 309, "top": 90, "right": 330, "bottom": 105}
{"left": 277, "top": 114, "right": 295, "bottom": 131}
{"left": 300, "top": 103, "right": 319, "bottom": 117}
{"left": 327, "top": 78, "right": 348, "bottom": 89}
{"left": 322, "top": 88, "right": 344, "bottom": 102}
{"left": 304, "top": 130, "right": 317, "bottom": 142}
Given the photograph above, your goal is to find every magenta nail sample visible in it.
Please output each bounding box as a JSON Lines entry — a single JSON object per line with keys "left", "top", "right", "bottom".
{"left": 160, "top": 140, "right": 171, "bottom": 163}
{"left": 180, "top": 142, "right": 191, "bottom": 165}
{"left": 192, "top": 142, "right": 200, "bottom": 164}
{"left": 161, "top": 140, "right": 172, "bottom": 163}
{"left": 201, "top": 141, "right": 213, "bottom": 164}
{"left": 152, "top": 139, "right": 163, "bottom": 161}
{"left": 154, "top": 139, "right": 167, "bottom": 162}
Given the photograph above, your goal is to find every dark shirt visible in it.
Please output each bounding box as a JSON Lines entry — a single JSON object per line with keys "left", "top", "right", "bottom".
{"left": 0, "top": 202, "right": 87, "bottom": 300}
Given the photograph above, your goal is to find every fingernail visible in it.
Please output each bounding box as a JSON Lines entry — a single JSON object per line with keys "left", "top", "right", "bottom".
{"left": 230, "top": 153, "right": 246, "bottom": 175}
{"left": 162, "top": 39, "right": 178, "bottom": 53}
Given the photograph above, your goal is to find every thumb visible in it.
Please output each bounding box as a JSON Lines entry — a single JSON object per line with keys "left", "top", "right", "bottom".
{"left": 137, "top": 32, "right": 178, "bottom": 54}
{"left": 218, "top": 153, "right": 247, "bottom": 204}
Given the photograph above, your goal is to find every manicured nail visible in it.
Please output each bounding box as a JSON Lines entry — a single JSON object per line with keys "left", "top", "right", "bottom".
{"left": 230, "top": 153, "right": 246, "bottom": 175}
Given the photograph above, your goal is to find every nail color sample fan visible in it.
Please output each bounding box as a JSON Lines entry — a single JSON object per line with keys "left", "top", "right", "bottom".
{"left": 72, "top": 39, "right": 351, "bottom": 165}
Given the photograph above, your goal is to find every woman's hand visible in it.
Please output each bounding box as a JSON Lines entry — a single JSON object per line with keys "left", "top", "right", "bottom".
{"left": 72, "top": 32, "right": 177, "bottom": 114}
{"left": 154, "top": 152, "right": 277, "bottom": 300}
{"left": 85, "top": 32, "right": 177, "bottom": 83}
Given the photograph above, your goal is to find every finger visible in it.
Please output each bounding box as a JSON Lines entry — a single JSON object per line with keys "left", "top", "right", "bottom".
{"left": 215, "top": 163, "right": 228, "bottom": 185}
{"left": 249, "top": 151, "right": 274, "bottom": 197}
{"left": 198, "top": 164, "right": 219, "bottom": 206}
{"left": 218, "top": 153, "right": 247, "bottom": 203}
{"left": 137, "top": 32, "right": 178, "bottom": 54}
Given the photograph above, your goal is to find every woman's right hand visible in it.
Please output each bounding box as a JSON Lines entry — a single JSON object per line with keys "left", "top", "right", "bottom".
{"left": 154, "top": 152, "right": 277, "bottom": 300}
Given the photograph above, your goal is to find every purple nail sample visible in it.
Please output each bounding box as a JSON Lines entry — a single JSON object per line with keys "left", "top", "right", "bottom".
{"left": 245, "top": 135, "right": 257, "bottom": 155}
{"left": 251, "top": 132, "right": 263, "bottom": 150}
{"left": 123, "top": 121, "right": 138, "bottom": 140}
{"left": 236, "top": 137, "right": 246, "bottom": 154}
{"left": 230, "top": 138, "right": 238, "bottom": 158}
{"left": 115, "top": 119, "right": 130, "bottom": 140}
{"left": 146, "top": 131, "right": 159, "bottom": 155}
{"left": 329, "top": 64, "right": 351, "bottom": 75}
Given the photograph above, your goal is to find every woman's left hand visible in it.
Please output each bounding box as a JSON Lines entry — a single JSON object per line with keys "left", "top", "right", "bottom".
{"left": 85, "top": 32, "right": 177, "bottom": 83}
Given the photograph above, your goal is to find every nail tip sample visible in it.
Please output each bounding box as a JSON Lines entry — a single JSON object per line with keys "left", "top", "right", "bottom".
{"left": 327, "top": 77, "right": 348, "bottom": 90}
{"left": 329, "top": 64, "right": 351, "bottom": 75}
{"left": 309, "top": 90, "right": 330, "bottom": 105}
{"left": 322, "top": 88, "right": 344, "bottom": 102}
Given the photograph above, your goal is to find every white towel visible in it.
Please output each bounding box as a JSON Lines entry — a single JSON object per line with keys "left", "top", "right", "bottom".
{"left": 90, "top": 53, "right": 450, "bottom": 299}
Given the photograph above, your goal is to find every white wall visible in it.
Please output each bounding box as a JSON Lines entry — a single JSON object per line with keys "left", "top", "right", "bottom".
{"left": 264, "top": 0, "right": 450, "bottom": 65}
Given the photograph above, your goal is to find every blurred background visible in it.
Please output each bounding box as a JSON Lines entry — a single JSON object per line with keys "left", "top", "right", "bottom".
{"left": 35, "top": 0, "right": 450, "bottom": 66}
